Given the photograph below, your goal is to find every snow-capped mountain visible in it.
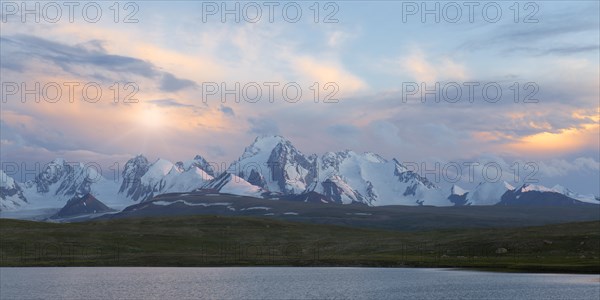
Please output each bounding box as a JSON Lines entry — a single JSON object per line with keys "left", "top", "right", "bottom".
{"left": 16, "top": 158, "right": 123, "bottom": 210}
{"left": 0, "top": 158, "right": 127, "bottom": 211}
{"left": 141, "top": 158, "right": 174, "bottom": 191}
{"left": 201, "top": 172, "right": 264, "bottom": 197}
{"left": 25, "top": 158, "right": 95, "bottom": 197}
{"left": 454, "top": 182, "right": 599, "bottom": 206}
{"left": 227, "top": 135, "right": 316, "bottom": 195}
{"left": 464, "top": 181, "right": 515, "bottom": 206}
{"left": 447, "top": 184, "right": 469, "bottom": 205}
{"left": 549, "top": 185, "right": 598, "bottom": 204}
{"left": 157, "top": 162, "right": 214, "bottom": 194}
{"left": 118, "top": 155, "right": 151, "bottom": 202}
{"left": 50, "top": 193, "right": 115, "bottom": 219}
{"left": 184, "top": 155, "right": 216, "bottom": 177}
{"left": 0, "top": 170, "right": 27, "bottom": 211}
{"left": 310, "top": 150, "right": 449, "bottom": 206}
{"left": 121, "top": 155, "right": 216, "bottom": 203}
{"left": 0, "top": 154, "right": 218, "bottom": 211}
{"left": 1, "top": 135, "right": 598, "bottom": 211}
{"left": 225, "top": 136, "right": 450, "bottom": 206}
{"left": 450, "top": 184, "right": 468, "bottom": 196}
{"left": 498, "top": 183, "right": 600, "bottom": 206}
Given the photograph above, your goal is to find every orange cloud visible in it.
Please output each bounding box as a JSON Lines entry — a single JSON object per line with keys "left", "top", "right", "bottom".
{"left": 506, "top": 123, "right": 599, "bottom": 155}
{"left": 400, "top": 48, "right": 468, "bottom": 83}
{"left": 291, "top": 56, "right": 367, "bottom": 97}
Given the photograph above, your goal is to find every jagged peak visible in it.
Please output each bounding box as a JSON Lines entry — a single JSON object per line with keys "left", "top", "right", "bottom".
{"left": 184, "top": 155, "right": 216, "bottom": 176}
{"left": 246, "top": 135, "right": 293, "bottom": 151}
{"left": 125, "top": 154, "right": 149, "bottom": 165}
{"left": 503, "top": 181, "right": 515, "bottom": 190}
{"left": 193, "top": 154, "right": 209, "bottom": 162}
{"left": 474, "top": 180, "right": 515, "bottom": 191}
{"left": 0, "top": 169, "right": 16, "bottom": 188}
{"left": 140, "top": 158, "right": 173, "bottom": 185}
{"left": 322, "top": 151, "right": 387, "bottom": 164}
{"left": 254, "top": 134, "right": 288, "bottom": 143}
{"left": 42, "top": 159, "right": 91, "bottom": 172}
{"left": 391, "top": 158, "right": 409, "bottom": 172}
{"left": 49, "top": 158, "right": 66, "bottom": 165}
{"left": 149, "top": 158, "right": 174, "bottom": 170}
{"left": 363, "top": 152, "right": 387, "bottom": 163}
{"left": 237, "top": 135, "right": 303, "bottom": 163}
{"left": 518, "top": 183, "right": 554, "bottom": 193}
{"left": 450, "top": 184, "right": 468, "bottom": 196}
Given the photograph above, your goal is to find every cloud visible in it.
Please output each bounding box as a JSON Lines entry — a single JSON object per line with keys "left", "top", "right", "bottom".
{"left": 537, "top": 157, "right": 600, "bottom": 178}
{"left": 1, "top": 34, "right": 198, "bottom": 93}
{"left": 542, "top": 45, "right": 600, "bottom": 55}
{"left": 495, "top": 18, "right": 597, "bottom": 44}
{"left": 327, "top": 30, "right": 355, "bottom": 48}
{"left": 397, "top": 49, "right": 468, "bottom": 83}
{"left": 506, "top": 122, "right": 599, "bottom": 156}
{"left": 507, "top": 45, "right": 600, "bottom": 56}
{"left": 291, "top": 56, "right": 367, "bottom": 96}
{"left": 459, "top": 5, "right": 599, "bottom": 54}
{"left": 147, "top": 99, "right": 194, "bottom": 108}
{"left": 206, "top": 145, "right": 226, "bottom": 158}
{"left": 326, "top": 124, "right": 359, "bottom": 136}
{"left": 247, "top": 118, "right": 280, "bottom": 136}
{"left": 159, "top": 73, "right": 197, "bottom": 92}
{"left": 220, "top": 105, "right": 235, "bottom": 116}
{"left": 1, "top": 35, "right": 154, "bottom": 76}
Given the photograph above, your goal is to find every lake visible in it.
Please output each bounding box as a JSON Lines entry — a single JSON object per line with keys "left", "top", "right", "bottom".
{"left": 1, "top": 267, "right": 598, "bottom": 299}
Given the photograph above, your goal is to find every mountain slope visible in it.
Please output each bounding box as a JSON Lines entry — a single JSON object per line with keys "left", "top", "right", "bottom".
{"left": 50, "top": 193, "right": 115, "bottom": 219}
{"left": 498, "top": 184, "right": 600, "bottom": 206}
{"left": 2, "top": 136, "right": 597, "bottom": 212}
{"left": 118, "top": 155, "right": 151, "bottom": 202}
{"left": 200, "top": 172, "right": 264, "bottom": 197}
{"left": 465, "top": 181, "right": 515, "bottom": 206}
{"left": 227, "top": 135, "right": 316, "bottom": 195}
{"left": 225, "top": 137, "right": 451, "bottom": 206}
{"left": 17, "top": 158, "right": 124, "bottom": 209}
{"left": 159, "top": 165, "right": 214, "bottom": 194}
{"left": 123, "top": 156, "right": 215, "bottom": 203}
{"left": 310, "top": 151, "right": 449, "bottom": 206}
{"left": 447, "top": 184, "right": 468, "bottom": 205}
{"left": 0, "top": 170, "right": 27, "bottom": 211}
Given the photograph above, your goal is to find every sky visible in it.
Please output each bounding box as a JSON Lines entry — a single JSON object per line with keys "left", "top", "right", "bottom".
{"left": 0, "top": 1, "right": 599, "bottom": 194}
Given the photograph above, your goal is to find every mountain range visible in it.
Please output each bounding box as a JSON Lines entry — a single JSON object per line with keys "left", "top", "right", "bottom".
{"left": 1, "top": 135, "right": 598, "bottom": 212}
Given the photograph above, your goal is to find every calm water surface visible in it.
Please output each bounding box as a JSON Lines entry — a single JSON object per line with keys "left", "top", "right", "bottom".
{"left": 1, "top": 267, "right": 599, "bottom": 299}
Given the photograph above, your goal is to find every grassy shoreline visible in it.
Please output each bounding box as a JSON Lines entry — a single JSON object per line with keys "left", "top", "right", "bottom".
{"left": 1, "top": 216, "right": 598, "bottom": 274}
